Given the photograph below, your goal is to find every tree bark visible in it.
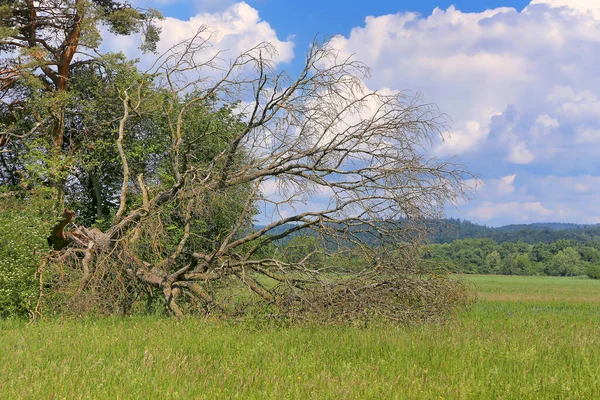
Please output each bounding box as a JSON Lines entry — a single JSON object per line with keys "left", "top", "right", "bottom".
{"left": 47, "top": 209, "right": 75, "bottom": 250}
{"left": 47, "top": 209, "right": 110, "bottom": 251}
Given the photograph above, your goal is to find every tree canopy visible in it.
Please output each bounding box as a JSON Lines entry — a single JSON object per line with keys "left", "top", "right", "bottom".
{"left": 0, "top": 0, "right": 161, "bottom": 205}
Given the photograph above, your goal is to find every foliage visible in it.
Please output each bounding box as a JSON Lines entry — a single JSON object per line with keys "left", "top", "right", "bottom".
{"left": 0, "top": 190, "right": 53, "bottom": 317}
{"left": 586, "top": 264, "right": 600, "bottom": 280}
{"left": 282, "top": 236, "right": 324, "bottom": 269}
{"left": 0, "top": 0, "right": 162, "bottom": 209}
{"left": 429, "top": 217, "right": 600, "bottom": 244}
{"left": 423, "top": 237, "right": 600, "bottom": 278}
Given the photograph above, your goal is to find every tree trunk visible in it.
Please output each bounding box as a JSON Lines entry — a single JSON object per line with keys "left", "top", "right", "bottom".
{"left": 47, "top": 209, "right": 75, "bottom": 250}
{"left": 90, "top": 171, "right": 104, "bottom": 221}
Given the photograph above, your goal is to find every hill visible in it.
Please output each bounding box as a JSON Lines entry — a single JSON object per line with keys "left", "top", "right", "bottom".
{"left": 259, "top": 219, "right": 600, "bottom": 245}
{"left": 429, "top": 218, "right": 600, "bottom": 244}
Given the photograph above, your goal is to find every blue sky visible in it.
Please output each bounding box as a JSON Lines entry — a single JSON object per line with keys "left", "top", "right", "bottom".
{"left": 111, "top": 0, "right": 600, "bottom": 226}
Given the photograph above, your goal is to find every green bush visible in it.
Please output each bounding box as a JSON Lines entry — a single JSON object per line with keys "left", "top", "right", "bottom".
{"left": 0, "top": 191, "right": 53, "bottom": 317}
{"left": 585, "top": 263, "right": 600, "bottom": 280}
{"left": 283, "top": 236, "right": 324, "bottom": 269}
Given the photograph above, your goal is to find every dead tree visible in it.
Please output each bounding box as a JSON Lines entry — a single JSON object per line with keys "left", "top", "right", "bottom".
{"left": 40, "top": 29, "right": 472, "bottom": 321}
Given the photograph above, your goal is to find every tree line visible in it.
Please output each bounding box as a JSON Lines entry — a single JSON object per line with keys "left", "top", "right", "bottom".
{"left": 421, "top": 238, "right": 600, "bottom": 279}
{"left": 428, "top": 218, "right": 600, "bottom": 244}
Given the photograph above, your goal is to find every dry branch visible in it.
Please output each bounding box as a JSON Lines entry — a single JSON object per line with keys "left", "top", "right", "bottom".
{"left": 39, "top": 31, "right": 472, "bottom": 321}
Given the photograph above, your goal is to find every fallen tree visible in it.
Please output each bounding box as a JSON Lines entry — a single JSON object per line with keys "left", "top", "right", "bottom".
{"left": 33, "top": 30, "right": 472, "bottom": 321}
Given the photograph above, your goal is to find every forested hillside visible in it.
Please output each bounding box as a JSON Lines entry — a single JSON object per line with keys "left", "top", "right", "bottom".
{"left": 262, "top": 219, "right": 600, "bottom": 246}
{"left": 428, "top": 219, "right": 600, "bottom": 244}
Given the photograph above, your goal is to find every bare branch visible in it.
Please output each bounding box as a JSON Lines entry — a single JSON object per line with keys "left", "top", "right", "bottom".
{"left": 40, "top": 33, "right": 472, "bottom": 321}
{"left": 113, "top": 90, "right": 131, "bottom": 225}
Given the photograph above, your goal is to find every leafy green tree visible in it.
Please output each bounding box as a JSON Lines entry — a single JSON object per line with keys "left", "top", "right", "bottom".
{"left": 499, "top": 241, "right": 529, "bottom": 258}
{"left": 0, "top": 0, "right": 161, "bottom": 202}
{"left": 0, "top": 190, "right": 53, "bottom": 317}
{"left": 422, "top": 243, "right": 451, "bottom": 260}
{"left": 585, "top": 263, "right": 600, "bottom": 280}
{"left": 453, "top": 248, "right": 482, "bottom": 273}
{"left": 578, "top": 246, "right": 600, "bottom": 264}
{"left": 500, "top": 253, "right": 530, "bottom": 275}
{"left": 64, "top": 54, "right": 169, "bottom": 224}
{"left": 585, "top": 239, "right": 600, "bottom": 251}
{"left": 283, "top": 236, "right": 323, "bottom": 269}
{"left": 547, "top": 247, "right": 583, "bottom": 276}
{"left": 529, "top": 242, "right": 552, "bottom": 263}
{"left": 551, "top": 239, "right": 577, "bottom": 254}
{"left": 484, "top": 251, "right": 501, "bottom": 274}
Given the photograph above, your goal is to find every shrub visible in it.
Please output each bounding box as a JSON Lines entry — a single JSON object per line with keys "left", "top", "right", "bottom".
{"left": 0, "top": 191, "right": 53, "bottom": 317}
{"left": 585, "top": 263, "right": 600, "bottom": 280}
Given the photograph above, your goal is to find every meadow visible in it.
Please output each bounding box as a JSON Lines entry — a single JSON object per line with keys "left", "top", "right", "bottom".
{"left": 1, "top": 275, "right": 599, "bottom": 399}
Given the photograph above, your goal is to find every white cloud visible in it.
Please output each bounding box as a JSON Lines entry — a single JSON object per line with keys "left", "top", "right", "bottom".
{"left": 259, "top": 179, "right": 279, "bottom": 197}
{"left": 575, "top": 127, "right": 600, "bottom": 144}
{"left": 498, "top": 174, "right": 516, "bottom": 195}
{"left": 330, "top": 1, "right": 600, "bottom": 159}
{"left": 101, "top": 3, "right": 294, "bottom": 69}
{"left": 98, "top": 0, "right": 600, "bottom": 226}
{"left": 528, "top": 0, "right": 600, "bottom": 18}
{"left": 450, "top": 174, "right": 600, "bottom": 225}
{"left": 473, "top": 174, "right": 516, "bottom": 198}
{"left": 526, "top": 175, "right": 600, "bottom": 200}
{"left": 467, "top": 201, "right": 553, "bottom": 222}
{"left": 329, "top": 0, "right": 600, "bottom": 224}
{"left": 508, "top": 141, "right": 535, "bottom": 164}
{"left": 535, "top": 114, "right": 559, "bottom": 129}
{"left": 436, "top": 120, "right": 487, "bottom": 156}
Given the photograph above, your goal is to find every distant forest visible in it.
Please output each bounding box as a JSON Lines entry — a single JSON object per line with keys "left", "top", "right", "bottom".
{"left": 428, "top": 218, "right": 600, "bottom": 244}
{"left": 263, "top": 218, "right": 600, "bottom": 246}
{"left": 421, "top": 219, "right": 600, "bottom": 279}
{"left": 264, "top": 218, "right": 600, "bottom": 279}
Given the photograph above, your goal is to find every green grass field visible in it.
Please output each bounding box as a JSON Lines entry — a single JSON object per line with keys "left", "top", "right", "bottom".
{"left": 1, "top": 275, "right": 600, "bottom": 399}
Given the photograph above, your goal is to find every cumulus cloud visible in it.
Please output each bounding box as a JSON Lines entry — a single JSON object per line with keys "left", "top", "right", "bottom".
{"left": 101, "top": 2, "right": 294, "bottom": 70}
{"left": 98, "top": 0, "right": 600, "bottom": 225}
{"left": 329, "top": 0, "right": 600, "bottom": 224}
{"left": 467, "top": 201, "right": 554, "bottom": 223}
{"left": 497, "top": 174, "right": 516, "bottom": 196}
{"left": 528, "top": 0, "right": 600, "bottom": 18}
{"left": 257, "top": 178, "right": 338, "bottom": 225}
{"left": 455, "top": 173, "right": 600, "bottom": 225}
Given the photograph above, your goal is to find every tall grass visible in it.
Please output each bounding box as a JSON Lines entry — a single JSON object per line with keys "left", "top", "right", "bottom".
{"left": 1, "top": 275, "right": 599, "bottom": 399}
